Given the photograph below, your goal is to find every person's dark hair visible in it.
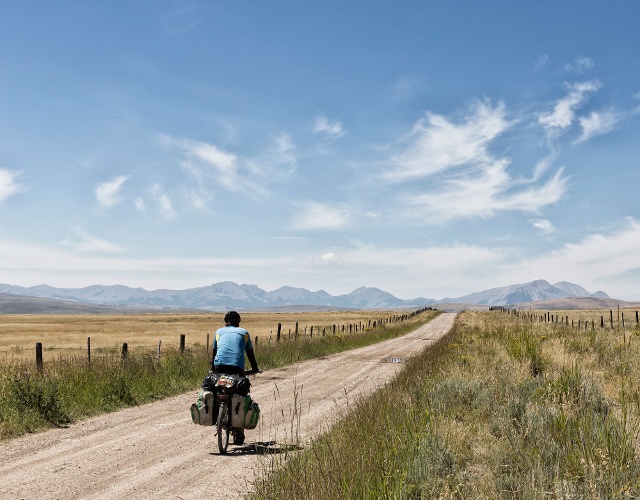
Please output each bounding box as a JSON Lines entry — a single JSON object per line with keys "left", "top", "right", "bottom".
{"left": 224, "top": 310, "right": 241, "bottom": 327}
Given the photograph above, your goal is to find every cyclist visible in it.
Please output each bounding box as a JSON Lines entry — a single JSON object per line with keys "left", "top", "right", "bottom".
{"left": 211, "top": 311, "right": 260, "bottom": 445}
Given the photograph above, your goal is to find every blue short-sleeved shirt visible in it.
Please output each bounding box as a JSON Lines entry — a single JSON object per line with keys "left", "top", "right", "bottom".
{"left": 213, "top": 326, "right": 253, "bottom": 369}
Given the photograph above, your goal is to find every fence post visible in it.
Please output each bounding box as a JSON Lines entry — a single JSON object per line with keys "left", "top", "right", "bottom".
{"left": 254, "top": 336, "right": 258, "bottom": 347}
{"left": 180, "top": 334, "right": 186, "bottom": 354}
{"left": 206, "top": 333, "right": 210, "bottom": 353}
{"left": 122, "top": 343, "right": 128, "bottom": 359}
{"left": 87, "top": 337, "right": 91, "bottom": 365}
{"left": 277, "top": 323, "right": 281, "bottom": 342}
{"left": 158, "top": 340, "right": 161, "bottom": 359}
{"left": 295, "top": 322, "right": 299, "bottom": 339}
{"left": 310, "top": 325, "right": 313, "bottom": 338}
{"left": 610, "top": 310, "right": 614, "bottom": 329}
{"left": 36, "top": 342, "right": 43, "bottom": 371}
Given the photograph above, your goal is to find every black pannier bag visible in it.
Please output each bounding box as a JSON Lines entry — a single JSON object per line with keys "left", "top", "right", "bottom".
{"left": 236, "top": 376, "right": 251, "bottom": 396}
{"left": 202, "top": 372, "right": 219, "bottom": 392}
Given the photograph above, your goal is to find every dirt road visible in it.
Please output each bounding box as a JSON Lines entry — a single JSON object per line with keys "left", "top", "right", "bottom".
{"left": 0, "top": 313, "right": 455, "bottom": 499}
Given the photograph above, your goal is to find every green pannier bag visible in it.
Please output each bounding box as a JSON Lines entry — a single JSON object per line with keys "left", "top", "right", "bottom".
{"left": 190, "top": 390, "right": 214, "bottom": 426}
{"left": 231, "top": 394, "right": 260, "bottom": 430}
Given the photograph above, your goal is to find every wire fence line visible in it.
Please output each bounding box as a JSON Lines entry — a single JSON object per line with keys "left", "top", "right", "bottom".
{"left": 490, "top": 305, "right": 640, "bottom": 330}
{"left": 1, "top": 307, "right": 435, "bottom": 369}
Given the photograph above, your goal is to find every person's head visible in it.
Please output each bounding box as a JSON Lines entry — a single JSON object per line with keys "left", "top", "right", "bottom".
{"left": 224, "top": 310, "right": 241, "bottom": 327}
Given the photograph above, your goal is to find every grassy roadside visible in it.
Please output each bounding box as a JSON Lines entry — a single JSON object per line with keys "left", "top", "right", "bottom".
{"left": 0, "top": 309, "right": 438, "bottom": 439}
{"left": 251, "top": 310, "right": 640, "bottom": 499}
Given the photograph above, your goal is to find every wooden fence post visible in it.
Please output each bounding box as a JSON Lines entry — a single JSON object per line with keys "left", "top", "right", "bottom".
{"left": 36, "top": 342, "right": 43, "bottom": 371}
{"left": 610, "top": 310, "right": 614, "bottom": 329}
{"left": 87, "top": 337, "right": 91, "bottom": 365}
{"left": 206, "top": 333, "right": 210, "bottom": 353}
{"left": 158, "top": 340, "right": 161, "bottom": 359}
{"left": 295, "top": 322, "right": 299, "bottom": 339}
{"left": 180, "top": 334, "right": 185, "bottom": 354}
{"left": 122, "top": 343, "right": 128, "bottom": 359}
{"left": 310, "top": 325, "right": 313, "bottom": 338}
{"left": 277, "top": 323, "right": 281, "bottom": 342}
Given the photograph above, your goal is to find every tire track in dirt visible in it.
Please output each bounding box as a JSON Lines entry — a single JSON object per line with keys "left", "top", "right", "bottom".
{"left": 0, "top": 313, "right": 455, "bottom": 499}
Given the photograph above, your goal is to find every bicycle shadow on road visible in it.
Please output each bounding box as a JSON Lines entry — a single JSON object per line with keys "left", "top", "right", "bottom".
{"left": 210, "top": 441, "right": 304, "bottom": 456}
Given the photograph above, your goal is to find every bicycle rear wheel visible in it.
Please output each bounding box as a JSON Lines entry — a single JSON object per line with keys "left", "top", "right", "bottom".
{"left": 217, "top": 401, "right": 230, "bottom": 454}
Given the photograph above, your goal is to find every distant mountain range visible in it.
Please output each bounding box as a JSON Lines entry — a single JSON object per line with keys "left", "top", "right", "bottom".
{"left": 0, "top": 279, "right": 611, "bottom": 313}
{"left": 440, "top": 279, "right": 609, "bottom": 306}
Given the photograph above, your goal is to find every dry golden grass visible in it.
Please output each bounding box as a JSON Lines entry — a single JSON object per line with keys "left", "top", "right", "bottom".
{"left": 0, "top": 310, "right": 404, "bottom": 362}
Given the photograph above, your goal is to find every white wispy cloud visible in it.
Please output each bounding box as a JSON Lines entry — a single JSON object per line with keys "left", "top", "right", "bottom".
{"left": 564, "top": 56, "right": 595, "bottom": 73}
{"left": 534, "top": 54, "right": 549, "bottom": 72}
{"left": 320, "top": 252, "right": 341, "bottom": 264}
{"left": 134, "top": 197, "right": 145, "bottom": 212}
{"left": 252, "top": 133, "right": 297, "bottom": 177}
{"left": 574, "top": 109, "right": 621, "bottom": 144}
{"left": 387, "top": 100, "right": 512, "bottom": 181}
{"left": 538, "top": 80, "right": 602, "bottom": 130}
{"left": 62, "top": 229, "right": 126, "bottom": 253}
{"left": 161, "top": 134, "right": 297, "bottom": 209}
{"left": 383, "top": 100, "right": 568, "bottom": 224}
{"left": 150, "top": 184, "right": 176, "bottom": 220}
{"left": 95, "top": 175, "right": 130, "bottom": 208}
{"left": 292, "top": 201, "right": 351, "bottom": 230}
{"left": 313, "top": 115, "right": 345, "bottom": 140}
{"left": 531, "top": 219, "right": 556, "bottom": 234}
{"left": 391, "top": 77, "right": 424, "bottom": 101}
{"left": 0, "top": 168, "right": 24, "bottom": 203}
{"left": 403, "top": 162, "right": 568, "bottom": 223}
{"left": 185, "top": 140, "right": 240, "bottom": 192}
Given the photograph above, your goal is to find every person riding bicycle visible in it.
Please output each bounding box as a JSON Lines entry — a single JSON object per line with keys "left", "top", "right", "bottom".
{"left": 211, "top": 311, "right": 260, "bottom": 445}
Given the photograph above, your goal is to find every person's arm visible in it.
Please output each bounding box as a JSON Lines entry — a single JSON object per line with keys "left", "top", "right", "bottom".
{"left": 246, "top": 348, "right": 259, "bottom": 373}
{"left": 210, "top": 334, "right": 217, "bottom": 370}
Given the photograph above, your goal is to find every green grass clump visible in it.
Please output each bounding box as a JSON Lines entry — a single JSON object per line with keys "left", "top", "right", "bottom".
{"left": 0, "top": 349, "right": 208, "bottom": 438}
{"left": 251, "top": 311, "right": 640, "bottom": 499}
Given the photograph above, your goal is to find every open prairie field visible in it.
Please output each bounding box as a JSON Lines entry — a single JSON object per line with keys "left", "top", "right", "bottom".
{"left": 0, "top": 310, "right": 410, "bottom": 362}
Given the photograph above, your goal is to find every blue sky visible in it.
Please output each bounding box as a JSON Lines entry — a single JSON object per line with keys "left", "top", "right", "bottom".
{"left": 1, "top": 1, "right": 640, "bottom": 300}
